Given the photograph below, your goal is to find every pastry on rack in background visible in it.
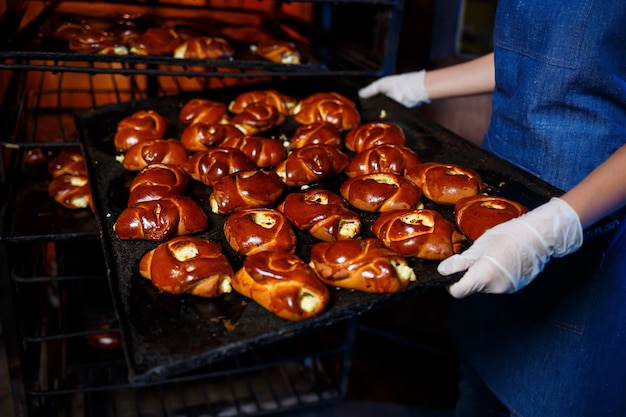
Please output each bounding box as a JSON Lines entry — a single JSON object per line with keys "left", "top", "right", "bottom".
{"left": 174, "top": 36, "right": 235, "bottom": 59}
{"left": 405, "top": 162, "right": 484, "bottom": 205}
{"left": 120, "top": 139, "right": 188, "bottom": 171}
{"left": 344, "top": 121, "right": 407, "bottom": 152}
{"left": 48, "top": 148, "right": 87, "bottom": 178}
{"left": 139, "top": 236, "right": 233, "bottom": 297}
{"left": 48, "top": 174, "right": 92, "bottom": 210}
{"left": 274, "top": 144, "right": 350, "bottom": 187}
{"left": 209, "top": 170, "right": 285, "bottom": 215}
{"left": 371, "top": 208, "right": 467, "bottom": 260}
{"left": 68, "top": 29, "right": 128, "bottom": 55}
{"left": 252, "top": 40, "right": 301, "bottom": 64}
{"left": 278, "top": 188, "right": 361, "bottom": 242}
{"left": 113, "top": 195, "right": 208, "bottom": 242}
{"left": 223, "top": 208, "right": 297, "bottom": 256}
{"left": 114, "top": 109, "right": 169, "bottom": 152}
{"left": 346, "top": 144, "right": 422, "bottom": 178}
{"left": 340, "top": 172, "right": 422, "bottom": 213}
{"left": 231, "top": 251, "right": 330, "bottom": 321}
{"left": 128, "top": 27, "right": 181, "bottom": 56}
{"left": 454, "top": 194, "right": 528, "bottom": 241}
{"left": 309, "top": 238, "right": 416, "bottom": 293}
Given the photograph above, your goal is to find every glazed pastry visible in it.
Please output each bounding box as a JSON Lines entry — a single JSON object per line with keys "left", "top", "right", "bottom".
{"left": 127, "top": 163, "right": 189, "bottom": 206}
{"left": 121, "top": 139, "right": 188, "bottom": 171}
{"left": 228, "top": 89, "right": 297, "bottom": 116}
{"left": 173, "top": 36, "right": 235, "bottom": 59}
{"left": 218, "top": 135, "right": 286, "bottom": 168}
{"left": 113, "top": 195, "right": 208, "bottom": 242}
{"left": 231, "top": 251, "right": 330, "bottom": 321}
{"left": 179, "top": 98, "right": 230, "bottom": 125}
{"left": 293, "top": 92, "right": 360, "bottom": 130}
{"left": 180, "top": 123, "right": 243, "bottom": 152}
{"left": 114, "top": 110, "right": 169, "bottom": 152}
{"left": 48, "top": 148, "right": 87, "bottom": 178}
{"left": 183, "top": 147, "right": 254, "bottom": 186}
{"left": 405, "top": 162, "right": 484, "bottom": 205}
{"left": 223, "top": 208, "right": 297, "bottom": 255}
{"left": 68, "top": 29, "right": 128, "bottom": 55}
{"left": 340, "top": 172, "right": 422, "bottom": 213}
{"left": 371, "top": 208, "right": 467, "bottom": 260}
{"left": 139, "top": 236, "right": 233, "bottom": 297}
{"left": 454, "top": 194, "right": 528, "bottom": 241}
{"left": 309, "top": 238, "right": 416, "bottom": 293}
{"left": 274, "top": 144, "right": 350, "bottom": 187}
{"left": 48, "top": 174, "right": 92, "bottom": 209}
{"left": 209, "top": 170, "right": 285, "bottom": 215}
{"left": 344, "top": 121, "right": 407, "bottom": 152}
{"left": 230, "top": 103, "right": 284, "bottom": 135}
{"left": 346, "top": 144, "right": 422, "bottom": 178}
{"left": 277, "top": 188, "right": 361, "bottom": 242}
{"left": 288, "top": 122, "right": 343, "bottom": 150}
{"left": 254, "top": 40, "right": 301, "bottom": 64}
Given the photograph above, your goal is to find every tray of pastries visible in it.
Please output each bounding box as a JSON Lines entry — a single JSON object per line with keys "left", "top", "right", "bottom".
{"left": 75, "top": 77, "right": 559, "bottom": 384}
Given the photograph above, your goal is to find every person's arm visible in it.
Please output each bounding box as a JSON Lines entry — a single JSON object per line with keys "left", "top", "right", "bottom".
{"left": 358, "top": 53, "right": 495, "bottom": 107}
{"left": 438, "top": 143, "right": 626, "bottom": 298}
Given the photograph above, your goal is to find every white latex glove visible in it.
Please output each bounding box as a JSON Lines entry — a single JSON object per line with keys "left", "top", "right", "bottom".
{"left": 438, "top": 197, "right": 584, "bottom": 298}
{"left": 358, "top": 70, "right": 430, "bottom": 108}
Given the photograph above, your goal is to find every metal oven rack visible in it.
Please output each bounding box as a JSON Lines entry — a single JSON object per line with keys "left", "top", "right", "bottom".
{"left": 0, "top": 0, "right": 407, "bottom": 415}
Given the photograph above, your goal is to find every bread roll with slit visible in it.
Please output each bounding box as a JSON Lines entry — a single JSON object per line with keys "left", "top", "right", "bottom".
{"left": 121, "top": 139, "right": 188, "bottom": 171}
{"left": 344, "top": 121, "right": 407, "bottom": 152}
{"left": 178, "top": 98, "right": 230, "bottom": 126}
{"left": 405, "top": 162, "right": 484, "bottom": 205}
{"left": 139, "top": 236, "right": 233, "bottom": 297}
{"left": 293, "top": 92, "right": 360, "bottom": 130}
{"left": 48, "top": 174, "right": 92, "bottom": 210}
{"left": 127, "top": 163, "right": 189, "bottom": 206}
{"left": 346, "top": 144, "right": 422, "bottom": 178}
{"left": 229, "top": 89, "right": 297, "bottom": 116}
{"left": 48, "top": 149, "right": 87, "bottom": 178}
{"left": 209, "top": 170, "right": 285, "bottom": 215}
{"left": 218, "top": 135, "right": 286, "bottom": 168}
{"left": 309, "top": 238, "right": 416, "bottom": 293}
{"left": 340, "top": 172, "right": 421, "bottom": 213}
{"left": 274, "top": 144, "right": 350, "bottom": 187}
{"left": 183, "top": 147, "right": 254, "bottom": 186}
{"left": 114, "top": 110, "right": 169, "bottom": 152}
{"left": 180, "top": 123, "right": 243, "bottom": 152}
{"left": 454, "top": 194, "right": 528, "bottom": 241}
{"left": 232, "top": 251, "right": 329, "bottom": 321}
{"left": 223, "top": 208, "right": 296, "bottom": 255}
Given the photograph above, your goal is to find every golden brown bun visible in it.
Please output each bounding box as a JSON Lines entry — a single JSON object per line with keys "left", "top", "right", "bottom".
{"left": 230, "top": 103, "right": 284, "bottom": 135}
{"left": 343, "top": 121, "right": 406, "bottom": 152}
{"left": 219, "top": 135, "right": 286, "bottom": 168}
{"left": 180, "top": 123, "right": 243, "bottom": 152}
{"left": 121, "top": 139, "right": 188, "bottom": 171}
{"left": 293, "top": 92, "right": 360, "bottom": 130}
{"left": 68, "top": 29, "right": 128, "bottom": 55}
{"left": 228, "top": 89, "right": 297, "bottom": 116}
{"left": 139, "top": 236, "right": 233, "bottom": 297}
{"left": 173, "top": 36, "right": 235, "bottom": 59}
{"left": 309, "top": 238, "right": 416, "bottom": 293}
{"left": 128, "top": 27, "right": 181, "bottom": 56}
{"left": 277, "top": 189, "right": 361, "bottom": 242}
{"left": 223, "top": 208, "right": 297, "bottom": 255}
{"left": 454, "top": 195, "right": 528, "bottom": 241}
{"left": 48, "top": 174, "right": 92, "bottom": 210}
{"left": 274, "top": 144, "right": 350, "bottom": 187}
{"left": 178, "top": 98, "right": 229, "bottom": 125}
{"left": 183, "top": 147, "right": 254, "bottom": 186}
{"left": 231, "top": 251, "right": 329, "bottom": 321}
{"left": 405, "top": 162, "right": 484, "bottom": 205}
{"left": 346, "top": 144, "right": 422, "bottom": 178}
{"left": 209, "top": 170, "right": 285, "bottom": 215}
{"left": 254, "top": 40, "right": 301, "bottom": 64}
{"left": 288, "top": 122, "right": 343, "bottom": 150}
{"left": 48, "top": 149, "right": 87, "bottom": 178}
{"left": 114, "top": 110, "right": 169, "bottom": 152}
{"left": 127, "top": 163, "right": 189, "bottom": 206}
{"left": 371, "top": 209, "right": 467, "bottom": 260}
{"left": 113, "top": 196, "right": 208, "bottom": 242}
{"left": 340, "top": 172, "right": 422, "bottom": 213}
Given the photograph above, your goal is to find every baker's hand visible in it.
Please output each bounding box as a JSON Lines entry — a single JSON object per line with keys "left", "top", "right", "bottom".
{"left": 438, "top": 197, "right": 583, "bottom": 298}
{"left": 358, "top": 70, "right": 429, "bottom": 108}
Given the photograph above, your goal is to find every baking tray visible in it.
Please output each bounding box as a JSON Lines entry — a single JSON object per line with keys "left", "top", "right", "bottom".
{"left": 75, "top": 77, "right": 560, "bottom": 384}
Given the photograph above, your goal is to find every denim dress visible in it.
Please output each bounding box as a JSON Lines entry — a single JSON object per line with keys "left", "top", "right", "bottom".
{"left": 448, "top": 0, "right": 626, "bottom": 416}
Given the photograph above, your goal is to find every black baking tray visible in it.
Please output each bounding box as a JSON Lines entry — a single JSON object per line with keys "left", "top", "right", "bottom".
{"left": 75, "top": 77, "right": 561, "bottom": 384}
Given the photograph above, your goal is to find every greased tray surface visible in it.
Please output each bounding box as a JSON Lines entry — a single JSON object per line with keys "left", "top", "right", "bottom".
{"left": 75, "top": 78, "right": 559, "bottom": 384}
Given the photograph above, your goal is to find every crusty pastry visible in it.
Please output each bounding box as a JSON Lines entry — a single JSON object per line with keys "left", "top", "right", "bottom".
{"left": 173, "top": 36, "right": 235, "bottom": 59}
{"left": 340, "top": 172, "right": 422, "bottom": 213}
{"left": 230, "top": 103, "right": 284, "bottom": 135}
{"left": 277, "top": 188, "right": 361, "bottom": 242}
{"left": 183, "top": 147, "right": 254, "bottom": 186}
{"left": 127, "top": 163, "right": 189, "bottom": 206}
{"left": 293, "top": 92, "right": 360, "bottom": 130}
{"left": 139, "top": 236, "right": 233, "bottom": 297}
{"left": 405, "top": 162, "right": 484, "bottom": 205}
{"left": 48, "top": 148, "right": 87, "bottom": 178}
{"left": 254, "top": 40, "right": 301, "bottom": 64}
{"left": 288, "top": 122, "right": 343, "bottom": 150}
{"left": 346, "top": 144, "right": 422, "bottom": 178}
{"left": 223, "top": 208, "right": 297, "bottom": 255}
{"left": 48, "top": 174, "right": 92, "bottom": 210}
{"left": 68, "top": 29, "right": 128, "bottom": 55}
{"left": 180, "top": 123, "right": 243, "bottom": 152}
{"left": 178, "top": 98, "right": 230, "bottom": 125}
{"left": 274, "top": 144, "right": 350, "bottom": 187}
{"left": 344, "top": 121, "right": 407, "bottom": 152}
{"left": 231, "top": 251, "right": 330, "bottom": 321}
{"left": 454, "top": 194, "right": 528, "bottom": 241}
{"left": 209, "top": 170, "right": 285, "bottom": 215}
{"left": 121, "top": 139, "right": 188, "bottom": 171}
{"left": 309, "top": 238, "right": 416, "bottom": 293}
{"left": 218, "top": 135, "right": 286, "bottom": 168}
{"left": 371, "top": 208, "right": 467, "bottom": 260}
{"left": 228, "top": 89, "right": 297, "bottom": 117}
{"left": 113, "top": 195, "right": 208, "bottom": 242}
{"left": 114, "top": 110, "right": 169, "bottom": 152}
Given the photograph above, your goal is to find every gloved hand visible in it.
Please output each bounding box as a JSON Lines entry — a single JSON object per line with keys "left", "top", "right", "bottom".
{"left": 358, "top": 69, "right": 430, "bottom": 108}
{"left": 438, "top": 197, "right": 584, "bottom": 298}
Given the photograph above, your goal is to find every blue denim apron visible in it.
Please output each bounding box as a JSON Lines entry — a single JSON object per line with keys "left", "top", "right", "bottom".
{"left": 449, "top": 1, "right": 626, "bottom": 416}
